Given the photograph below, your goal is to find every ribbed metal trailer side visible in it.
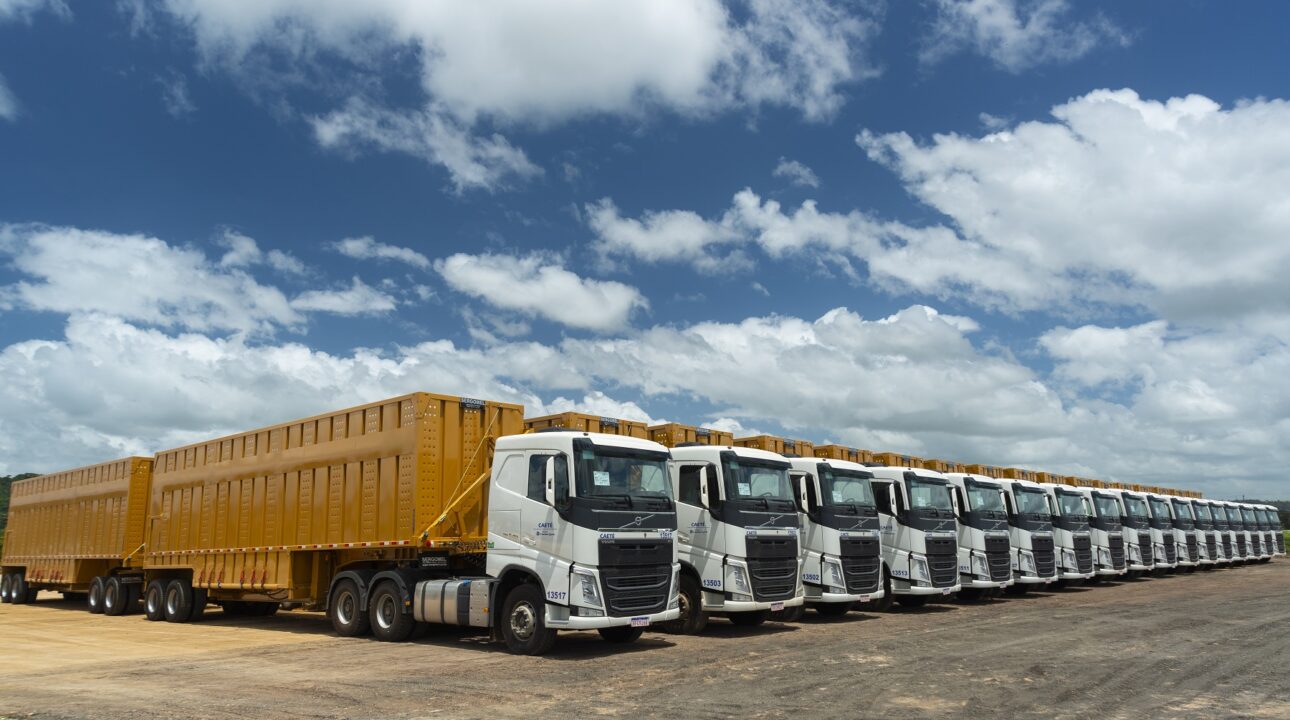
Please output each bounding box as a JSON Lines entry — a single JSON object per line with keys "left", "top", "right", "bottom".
{"left": 648, "top": 422, "right": 734, "bottom": 447}
{"left": 734, "top": 435, "right": 815, "bottom": 457}
{"left": 523, "top": 412, "right": 647, "bottom": 438}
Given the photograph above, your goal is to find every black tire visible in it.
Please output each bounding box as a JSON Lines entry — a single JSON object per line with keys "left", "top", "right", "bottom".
{"left": 813, "top": 601, "right": 853, "bottom": 617}
{"left": 328, "top": 579, "right": 370, "bottom": 637}
{"left": 188, "top": 588, "right": 207, "bottom": 621}
{"left": 871, "top": 568, "right": 894, "bottom": 612}
{"left": 163, "top": 578, "right": 194, "bottom": 623}
{"left": 663, "top": 573, "right": 708, "bottom": 635}
{"left": 369, "top": 582, "right": 416, "bottom": 643}
{"left": 11, "top": 574, "right": 31, "bottom": 605}
{"left": 103, "top": 576, "right": 128, "bottom": 616}
{"left": 498, "top": 583, "right": 557, "bottom": 655}
{"left": 771, "top": 604, "right": 806, "bottom": 622}
{"left": 0, "top": 573, "right": 12, "bottom": 603}
{"left": 896, "top": 595, "right": 928, "bottom": 609}
{"left": 87, "top": 576, "right": 105, "bottom": 614}
{"left": 728, "top": 610, "right": 770, "bottom": 627}
{"left": 598, "top": 625, "right": 644, "bottom": 644}
{"left": 144, "top": 580, "right": 166, "bottom": 621}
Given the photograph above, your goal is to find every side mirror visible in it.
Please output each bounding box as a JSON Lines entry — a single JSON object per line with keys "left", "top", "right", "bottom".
{"left": 790, "top": 473, "right": 810, "bottom": 514}
{"left": 545, "top": 456, "right": 569, "bottom": 510}
{"left": 544, "top": 457, "right": 557, "bottom": 507}
{"left": 702, "top": 465, "right": 721, "bottom": 516}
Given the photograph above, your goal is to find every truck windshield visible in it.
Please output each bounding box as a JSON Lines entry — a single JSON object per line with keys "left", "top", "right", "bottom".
{"left": 1171, "top": 501, "right": 1194, "bottom": 521}
{"left": 573, "top": 444, "right": 672, "bottom": 500}
{"left": 1226, "top": 507, "right": 1242, "bottom": 525}
{"left": 908, "top": 477, "right": 953, "bottom": 511}
{"left": 1014, "top": 487, "right": 1050, "bottom": 515}
{"left": 966, "top": 481, "right": 1005, "bottom": 511}
{"left": 1124, "top": 496, "right": 1150, "bottom": 519}
{"left": 818, "top": 466, "right": 875, "bottom": 507}
{"left": 1093, "top": 494, "right": 1121, "bottom": 520}
{"left": 724, "top": 458, "right": 794, "bottom": 502}
{"left": 1056, "top": 491, "right": 1088, "bottom": 518}
{"left": 1191, "top": 503, "right": 1212, "bottom": 522}
{"left": 1149, "top": 498, "right": 1173, "bottom": 524}
{"left": 1240, "top": 507, "right": 1256, "bottom": 525}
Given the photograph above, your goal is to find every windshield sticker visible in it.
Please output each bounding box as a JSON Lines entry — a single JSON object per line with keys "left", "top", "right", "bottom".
{"left": 737, "top": 482, "right": 751, "bottom": 495}
{"left": 593, "top": 470, "right": 611, "bottom": 486}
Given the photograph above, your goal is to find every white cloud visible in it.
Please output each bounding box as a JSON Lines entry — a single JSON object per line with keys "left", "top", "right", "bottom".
{"left": 150, "top": 0, "right": 880, "bottom": 189}
{"left": 331, "top": 235, "right": 431, "bottom": 270}
{"left": 217, "top": 230, "right": 306, "bottom": 275}
{"left": 435, "top": 252, "right": 648, "bottom": 332}
{"left": 289, "top": 276, "right": 397, "bottom": 316}
{"left": 543, "top": 391, "right": 660, "bottom": 425}
{"left": 920, "top": 0, "right": 1129, "bottom": 72}
{"left": 157, "top": 70, "right": 196, "bottom": 117}
{"left": 0, "top": 0, "right": 69, "bottom": 23}
{"left": 0, "top": 71, "right": 17, "bottom": 121}
{"left": 772, "top": 157, "right": 820, "bottom": 187}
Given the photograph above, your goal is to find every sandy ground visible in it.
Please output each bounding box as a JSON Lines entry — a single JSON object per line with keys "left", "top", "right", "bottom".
{"left": 2, "top": 559, "right": 1287, "bottom": 720}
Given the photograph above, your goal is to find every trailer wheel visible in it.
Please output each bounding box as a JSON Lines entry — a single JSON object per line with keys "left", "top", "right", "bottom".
{"left": 662, "top": 573, "right": 708, "bottom": 635}
{"left": 87, "top": 576, "right": 106, "bottom": 614}
{"left": 0, "top": 573, "right": 12, "bottom": 603}
{"left": 499, "top": 583, "right": 557, "bottom": 655}
{"left": 11, "top": 574, "right": 31, "bottom": 605}
{"left": 328, "top": 579, "right": 370, "bottom": 637}
{"left": 163, "top": 578, "right": 194, "bottom": 623}
{"left": 813, "top": 601, "right": 852, "bottom": 617}
{"left": 728, "top": 610, "right": 769, "bottom": 627}
{"left": 369, "top": 582, "right": 416, "bottom": 643}
{"left": 103, "top": 576, "right": 128, "bottom": 616}
{"left": 144, "top": 581, "right": 166, "bottom": 621}
{"left": 871, "top": 569, "right": 894, "bottom": 612}
{"left": 598, "top": 625, "right": 643, "bottom": 644}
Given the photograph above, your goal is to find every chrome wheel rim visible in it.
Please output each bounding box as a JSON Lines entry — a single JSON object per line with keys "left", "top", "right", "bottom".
{"left": 509, "top": 600, "right": 537, "bottom": 640}
{"left": 337, "top": 591, "right": 356, "bottom": 626}
{"left": 104, "top": 582, "right": 117, "bottom": 610}
{"left": 146, "top": 588, "right": 160, "bottom": 614}
{"left": 166, "top": 587, "right": 180, "bottom": 616}
{"left": 375, "top": 594, "right": 397, "bottom": 630}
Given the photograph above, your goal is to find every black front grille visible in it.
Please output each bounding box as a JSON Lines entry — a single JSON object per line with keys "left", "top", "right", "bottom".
{"left": 984, "top": 535, "right": 1011, "bottom": 582}
{"left": 1277, "top": 534, "right": 1285, "bottom": 553}
{"left": 600, "top": 565, "right": 671, "bottom": 616}
{"left": 1236, "top": 535, "right": 1247, "bottom": 557}
{"left": 924, "top": 536, "right": 958, "bottom": 588}
{"left": 1206, "top": 535, "right": 1217, "bottom": 562}
{"left": 839, "top": 536, "right": 881, "bottom": 594}
{"left": 1222, "top": 535, "right": 1232, "bottom": 558}
{"left": 1267, "top": 533, "right": 1276, "bottom": 553}
{"left": 1162, "top": 536, "right": 1176, "bottom": 564}
{"left": 746, "top": 536, "right": 799, "bottom": 601}
{"left": 1108, "top": 534, "right": 1125, "bottom": 569}
{"left": 1031, "top": 535, "right": 1055, "bottom": 578}
{"left": 1073, "top": 535, "right": 1093, "bottom": 574}
{"left": 1186, "top": 536, "right": 1198, "bottom": 563}
{"left": 1251, "top": 535, "right": 1262, "bottom": 556}
{"left": 1138, "top": 532, "right": 1154, "bottom": 566}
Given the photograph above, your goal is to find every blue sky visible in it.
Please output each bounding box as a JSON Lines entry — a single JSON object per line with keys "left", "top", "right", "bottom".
{"left": 2, "top": 0, "right": 1289, "bottom": 499}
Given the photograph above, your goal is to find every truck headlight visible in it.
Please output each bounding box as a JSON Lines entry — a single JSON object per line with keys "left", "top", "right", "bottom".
{"left": 1128, "top": 544, "right": 1140, "bottom": 562}
{"left": 726, "top": 564, "right": 753, "bottom": 600}
{"left": 1098, "top": 547, "right": 1110, "bottom": 566}
{"left": 1062, "top": 549, "right": 1077, "bottom": 570}
{"left": 1019, "top": 551, "right": 1035, "bottom": 573}
{"left": 971, "top": 553, "right": 989, "bottom": 578}
{"left": 910, "top": 557, "right": 930, "bottom": 585}
{"left": 669, "top": 566, "right": 681, "bottom": 609}
{"left": 823, "top": 559, "right": 846, "bottom": 592}
{"left": 571, "top": 567, "right": 602, "bottom": 608}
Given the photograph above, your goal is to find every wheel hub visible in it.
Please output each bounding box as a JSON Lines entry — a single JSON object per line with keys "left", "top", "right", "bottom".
{"left": 509, "top": 601, "right": 537, "bottom": 640}
{"left": 375, "top": 595, "right": 396, "bottom": 630}
{"left": 337, "top": 592, "right": 355, "bottom": 625}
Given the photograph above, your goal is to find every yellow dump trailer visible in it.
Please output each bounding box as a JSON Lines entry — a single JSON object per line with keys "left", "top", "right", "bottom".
{"left": 524, "top": 412, "right": 647, "bottom": 438}
{"left": 964, "top": 464, "right": 1002, "bottom": 478}
{"left": 813, "top": 444, "right": 875, "bottom": 464}
{"left": 923, "top": 459, "right": 953, "bottom": 474}
{"left": 734, "top": 435, "right": 814, "bottom": 457}
{"left": 872, "top": 452, "right": 922, "bottom": 468}
{"left": 1001, "top": 468, "right": 1038, "bottom": 482}
{"left": 1034, "top": 472, "right": 1057, "bottom": 484}
{"left": 647, "top": 422, "right": 734, "bottom": 448}
{"left": 1, "top": 457, "right": 153, "bottom": 605}
{"left": 138, "top": 392, "right": 522, "bottom": 614}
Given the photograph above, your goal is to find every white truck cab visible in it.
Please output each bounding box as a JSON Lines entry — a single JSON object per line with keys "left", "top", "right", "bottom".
{"left": 1166, "top": 495, "right": 1200, "bottom": 570}
{"left": 1242, "top": 504, "right": 1270, "bottom": 561}
{"left": 1185, "top": 497, "right": 1221, "bottom": 567}
{"left": 665, "top": 444, "right": 804, "bottom": 633}
{"left": 1111, "top": 489, "right": 1155, "bottom": 578}
{"left": 786, "top": 457, "right": 885, "bottom": 615}
{"left": 1261, "top": 505, "right": 1285, "bottom": 557}
{"left": 1040, "top": 483, "right": 1097, "bottom": 584}
{"left": 1206, "top": 500, "right": 1235, "bottom": 564}
{"left": 1221, "top": 501, "right": 1250, "bottom": 562}
{"left": 943, "top": 473, "right": 1014, "bottom": 599}
{"left": 997, "top": 478, "right": 1058, "bottom": 591}
{"left": 1083, "top": 487, "right": 1129, "bottom": 577}
{"left": 1144, "top": 493, "right": 1180, "bottom": 574}
{"left": 868, "top": 465, "right": 962, "bottom": 609}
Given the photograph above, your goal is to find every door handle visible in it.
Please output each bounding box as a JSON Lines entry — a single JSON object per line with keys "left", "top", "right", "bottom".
{"left": 521, "top": 536, "right": 536, "bottom": 546}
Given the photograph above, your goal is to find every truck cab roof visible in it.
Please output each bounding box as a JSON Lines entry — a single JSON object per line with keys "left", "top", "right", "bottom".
{"left": 943, "top": 472, "right": 1002, "bottom": 488}
{"left": 789, "top": 456, "right": 873, "bottom": 475}
{"left": 497, "top": 431, "right": 669, "bottom": 454}
{"left": 867, "top": 466, "right": 950, "bottom": 483}
{"left": 668, "top": 444, "right": 786, "bottom": 464}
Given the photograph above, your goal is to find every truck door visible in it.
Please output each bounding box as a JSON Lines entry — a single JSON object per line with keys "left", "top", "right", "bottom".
{"left": 672, "top": 462, "right": 724, "bottom": 593}
{"left": 520, "top": 452, "right": 574, "bottom": 593}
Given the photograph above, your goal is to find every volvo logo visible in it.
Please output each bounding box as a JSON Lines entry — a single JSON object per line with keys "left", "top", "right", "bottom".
{"left": 619, "top": 514, "right": 654, "bottom": 529}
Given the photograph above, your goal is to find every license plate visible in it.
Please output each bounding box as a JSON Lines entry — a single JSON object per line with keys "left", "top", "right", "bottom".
{"left": 942, "top": 588, "right": 953, "bottom": 595}
{"left": 630, "top": 616, "right": 650, "bottom": 627}
{"left": 858, "top": 595, "right": 870, "bottom": 602}
{"left": 770, "top": 602, "right": 784, "bottom": 611}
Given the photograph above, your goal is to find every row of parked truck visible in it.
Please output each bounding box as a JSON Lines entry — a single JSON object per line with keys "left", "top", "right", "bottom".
{"left": 1, "top": 392, "right": 1283, "bottom": 654}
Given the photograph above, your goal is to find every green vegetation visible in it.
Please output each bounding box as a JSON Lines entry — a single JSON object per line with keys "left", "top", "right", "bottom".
{"left": 0, "top": 473, "right": 39, "bottom": 556}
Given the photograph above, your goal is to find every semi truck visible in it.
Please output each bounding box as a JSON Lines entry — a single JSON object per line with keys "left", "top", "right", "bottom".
{"left": 1111, "top": 489, "right": 1154, "bottom": 578}
{"left": 1185, "top": 497, "right": 1222, "bottom": 567}
{"left": 1242, "top": 504, "right": 1268, "bottom": 561}
{"left": 866, "top": 454, "right": 961, "bottom": 609}
{"left": 643, "top": 430, "right": 803, "bottom": 633}
{"left": 1144, "top": 491, "right": 1179, "bottom": 574}
{"left": 1259, "top": 505, "right": 1285, "bottom": 556}
{"left": 1037, "top": 480, "right": 1096, "bottom": 584}
{"left": 1221, "top": 501, "right": 1250, "bottom": 562}
{"left": 1205, "top": 499, "right": 1235, "bottom": 564}
{"left": 1070, "top": 480, "right": 1128, "bottom": 578}
{"left": 1167, "top": 495, "right": 1202, "bottom": 570}
{"left": 943, "top": 472, "right": 1013, "bottom": 599}
{"left": 0, "top": 392, "right": 682, "bottom": 655}
{"left": 994, "top": 473, "right": 1058, "bottom": 592}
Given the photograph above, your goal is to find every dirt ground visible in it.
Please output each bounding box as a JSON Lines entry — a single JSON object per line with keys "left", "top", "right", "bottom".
{"left": 2, "top": 560, "right": 1288, "bottom": 720}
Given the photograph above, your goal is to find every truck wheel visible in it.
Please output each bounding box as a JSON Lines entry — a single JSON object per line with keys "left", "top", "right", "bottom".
{"left": 103, "top": 576, "right": 128, "bottom": 616}
{"left": 144, "top": 581, "right": 166, "bottom": 621}
{"left": 771, "top": 604, "right": 806, "bottom": 622}
{"left": 871, "top": 569, "right": 894, "bottom": 612}
{"left": 369, "top": 582, "right": 416, "bottom": 642}
{"left": 499, "top": 583, "right": 557, "bottom": 655}
{"left": 188, "top": 588, "right": 207, "bottom": 621}
{"left": 11, "top": 574, "right": 31, "bottom": 605}
{"left": 814, "top": 601, "right": 852, "bottom": 617}
{"left": 87, "top": 576, "right": 106, "bottom": 614}
{"left": 328, "top": 579, "right": 370, "bottom": 637}
{"left": 663, "top": 574, "right": 708, "bottom": 635}
{"left": 896, "top": 595, "right": 927, "bottom": 609}
{"left": 598, "top": 625, "right": 644, "bottom": 644}
{"left": 163, "top": 578, "right": 194, "bottom": 623}
{"left": 728, "top": 610, "right": 770, "bottom": 627}
{"left": 0, "top": 573, "right": 12, "bottom": 603}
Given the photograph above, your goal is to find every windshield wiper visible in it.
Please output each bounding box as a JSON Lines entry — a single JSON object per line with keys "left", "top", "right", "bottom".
{"left": 590, "top": 493, "right": 634, "bottom": 509}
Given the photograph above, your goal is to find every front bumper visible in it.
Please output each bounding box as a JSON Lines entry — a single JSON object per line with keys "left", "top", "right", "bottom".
{"left": 810, "top": 587, "right": 884, "bottom": 604}
{"left": 547, "top": 606, "right": 680, "bottom": 630}
{"left": 961, "top": 575, "right": 1011, "bottom": 589}
{"left": 715, "top": 596, "right": 805, "bottom": 613}
{"left": 1013, "top": 574, "right": 1056, "bottom": 585}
